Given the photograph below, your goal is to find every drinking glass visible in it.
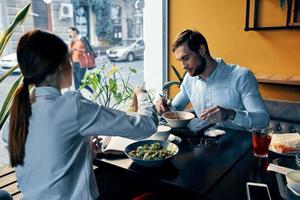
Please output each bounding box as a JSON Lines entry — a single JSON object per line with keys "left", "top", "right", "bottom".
{"left": 252, "top": 128, "right": 273, "bottom": 158}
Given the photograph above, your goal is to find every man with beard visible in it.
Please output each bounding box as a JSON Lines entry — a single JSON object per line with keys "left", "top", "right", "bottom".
{"left": 156, "top": 29, "right": 269, "bottom": 130}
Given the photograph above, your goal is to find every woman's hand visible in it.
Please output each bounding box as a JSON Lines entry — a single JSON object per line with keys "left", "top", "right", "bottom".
{"left": 130, "top": 87, "right": 147, "bottom": 112}
{"left": 134, "top": 87, "right": 147, "bottom": 95}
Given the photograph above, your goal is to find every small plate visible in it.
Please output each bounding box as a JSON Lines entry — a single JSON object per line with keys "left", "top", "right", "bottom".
{"left": 269, "top": 133, "right": 300, "bottom": 156}
{"left": 269, "top": 145, "right": 300, "bottom": 156}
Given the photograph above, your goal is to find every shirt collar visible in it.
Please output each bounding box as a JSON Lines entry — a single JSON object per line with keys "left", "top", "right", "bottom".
{"left": 206, "top": 58, "right": 225, "bottom": 81}
{"left": 34, "top": 87, "right": 61, "bottom": 98}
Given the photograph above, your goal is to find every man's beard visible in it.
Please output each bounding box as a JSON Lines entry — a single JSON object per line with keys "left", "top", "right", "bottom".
{"left": 190, "top": 54, "right": 206, "bottom": 76}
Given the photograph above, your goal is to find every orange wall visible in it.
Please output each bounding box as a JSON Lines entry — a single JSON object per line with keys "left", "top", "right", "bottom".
{"left": 168, "top": 0, "right": 300, "bottom": 101}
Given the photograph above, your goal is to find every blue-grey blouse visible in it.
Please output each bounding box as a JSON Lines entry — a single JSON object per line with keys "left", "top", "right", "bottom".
{"left": 2, "top": 87, "right": 157, "bottom": 200}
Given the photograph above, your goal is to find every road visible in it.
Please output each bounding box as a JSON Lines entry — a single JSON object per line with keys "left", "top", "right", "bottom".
{"left": 0, "top": 56, "right": 143, "bottom": 167}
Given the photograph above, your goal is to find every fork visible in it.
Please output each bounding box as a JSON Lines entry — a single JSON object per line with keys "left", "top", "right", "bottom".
{"left": 159, "top": 94, "right": 179, "bottom": 120}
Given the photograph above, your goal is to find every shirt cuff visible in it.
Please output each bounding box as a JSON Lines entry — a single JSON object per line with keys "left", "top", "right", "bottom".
{"left": 137, "top": 92, "right": 151, "bottom": 105}
{"left": 231, "top": 109, "right": 247, "bottom": 127}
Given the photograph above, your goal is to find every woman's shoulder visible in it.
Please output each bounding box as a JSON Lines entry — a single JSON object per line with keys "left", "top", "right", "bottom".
{"left": 61, "top": 90, "right": 97, "bottom": 106}
{"left": 61, "top": 90, "right": 82, "bottom": 99}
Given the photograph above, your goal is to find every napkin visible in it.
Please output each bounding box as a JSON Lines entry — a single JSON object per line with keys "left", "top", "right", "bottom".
{"left": 204, "top": 128, "right": 226, "bottom": 137}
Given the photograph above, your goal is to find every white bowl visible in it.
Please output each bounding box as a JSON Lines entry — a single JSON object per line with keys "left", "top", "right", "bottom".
{"left": 148, "top": 125, "right": 171, "bottom": 141}
{"left": 162, "top": 111, "right": 195, "bottom": 128}
{"left": 286, "top": 170, "right": 300, "bottom": 194}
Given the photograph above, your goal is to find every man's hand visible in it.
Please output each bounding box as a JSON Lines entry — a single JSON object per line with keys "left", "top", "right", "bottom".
{"left": 155, "top": 96, "right": 171, "bottom": 114}
{"left": 200, "top": 105, "right": 236, "bottom": 123}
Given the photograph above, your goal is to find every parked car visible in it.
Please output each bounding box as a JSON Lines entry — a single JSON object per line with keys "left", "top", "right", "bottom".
{"left": 106, "top": 39, "right": 144, "bottom": 62}
{"left": 0, "top": 52, "right": 20, "bottom": 73}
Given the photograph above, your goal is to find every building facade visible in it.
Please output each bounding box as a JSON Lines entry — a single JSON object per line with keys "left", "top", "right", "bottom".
{"left": 0, "top": 0, "right": 143, "bottom": 54}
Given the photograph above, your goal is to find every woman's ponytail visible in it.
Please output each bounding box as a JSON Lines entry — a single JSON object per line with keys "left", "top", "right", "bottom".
{"left": 8, "top": 81, "right": 31, "bottom": 167}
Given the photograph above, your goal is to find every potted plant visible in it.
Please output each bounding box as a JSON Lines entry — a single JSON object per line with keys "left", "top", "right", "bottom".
{"left": 80, "top": 64, "right": 137, "bottom": 110}
{"left": 0, "top": 3, "right": 31, "bottom": 129}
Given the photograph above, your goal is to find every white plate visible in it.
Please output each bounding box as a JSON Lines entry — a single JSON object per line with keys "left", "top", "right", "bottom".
{"left": 269, "top": 145, "right": 300, "bottom": 156}
{"left": 269, "top": 146, "right": 299, "bottom": 156}
{"left": 269, "top": 133, "right": 300, "bottom": 156}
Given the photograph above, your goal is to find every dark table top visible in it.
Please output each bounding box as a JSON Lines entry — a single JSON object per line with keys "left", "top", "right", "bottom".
{"left": 94, "top": 127, "right": 257, "bottom": 199}
{"left": 94, "top": 126, "right": 300, "bottom": 200}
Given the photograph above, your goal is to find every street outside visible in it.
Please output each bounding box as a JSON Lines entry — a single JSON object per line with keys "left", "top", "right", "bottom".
{"left": 0, "top": 55, "right": 144, "bottom": 167}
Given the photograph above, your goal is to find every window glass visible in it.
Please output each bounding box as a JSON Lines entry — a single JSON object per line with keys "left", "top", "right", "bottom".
{"left": 0, "top": 0, "right": 147, "bottom": 104}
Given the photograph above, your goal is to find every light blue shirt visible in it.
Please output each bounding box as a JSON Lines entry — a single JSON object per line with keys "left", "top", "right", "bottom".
{"left": 172, "top": 58, "right": 269, "bottom": 130}
{"left": 2, "top": 87, "right": 157, "bottom": 200}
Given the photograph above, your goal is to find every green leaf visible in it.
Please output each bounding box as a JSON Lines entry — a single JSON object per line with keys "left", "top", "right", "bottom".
{"left": 129, "top": 67, "right": 137, "bottom": 73}
{"left": 108, "top": 78, "right": 117, "bottom": 92}
{"left": 0, "top": 3, "right": 31, "bottom": 129}
{"left": 162, "top": 81, "right": 180, "bottom": 91}
{"left": 0, "top": 3, "right": 31, "bottom": 55}
{"left": 113, "top": 92, "right": 122, "bottom": 103}
{"left": 0, "top": 64, "right": 19, "bottom": 83}
{"left": 180, "top": 71, "right": 187, "bottom": 84}
{"left": 0, "top": 75, "right": 22, "bottom": 129}
{"left": 280, "top": 0, "right": 285, "bottom": 8}
{"left": 171, "top": 65, "right": 183, "bottom": 82}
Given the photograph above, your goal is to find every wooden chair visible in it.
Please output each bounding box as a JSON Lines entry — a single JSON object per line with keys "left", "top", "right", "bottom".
{"left": 0, "top": 165, "right": 22, "bottom": 200}
{"left": 0, "top": 165, "right": 98, "bottom": 199}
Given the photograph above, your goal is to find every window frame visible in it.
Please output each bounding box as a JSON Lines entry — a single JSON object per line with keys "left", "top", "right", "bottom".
{"left": 143, "top": 0, "right": 168, "bottom": 94}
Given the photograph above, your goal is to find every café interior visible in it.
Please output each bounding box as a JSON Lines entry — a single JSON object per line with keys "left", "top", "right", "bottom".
{"left": 1, "top": 0, "right": 300, "bottom": 200}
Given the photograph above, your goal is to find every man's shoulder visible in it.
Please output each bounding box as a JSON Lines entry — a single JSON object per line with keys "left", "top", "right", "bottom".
{"left": 224, "top": 62, "right": 252, "bottom": 77}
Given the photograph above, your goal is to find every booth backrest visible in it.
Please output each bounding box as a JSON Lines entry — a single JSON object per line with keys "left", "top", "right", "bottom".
{"left": 264, "top": 99, "right": 300, "bottom": 133}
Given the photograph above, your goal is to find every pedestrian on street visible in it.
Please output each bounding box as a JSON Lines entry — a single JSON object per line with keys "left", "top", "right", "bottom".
{"left": 68, "top": 27, "right": 86, "bottom": 90}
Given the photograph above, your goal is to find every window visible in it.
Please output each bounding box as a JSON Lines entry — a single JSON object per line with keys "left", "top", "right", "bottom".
{"left": 0, "top": 0, "right": 168, "bottom": 101}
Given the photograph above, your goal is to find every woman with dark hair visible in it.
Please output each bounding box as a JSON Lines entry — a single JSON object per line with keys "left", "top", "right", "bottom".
{"left": 3, "top": 29, "right": 157, "bottom": 199}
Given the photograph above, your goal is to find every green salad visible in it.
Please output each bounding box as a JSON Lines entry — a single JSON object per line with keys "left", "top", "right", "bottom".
{"left": 128, "top": 142, "right": 175, "bottom": 160}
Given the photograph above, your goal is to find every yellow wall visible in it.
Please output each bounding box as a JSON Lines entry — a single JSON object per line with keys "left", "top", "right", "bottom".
{"left": 169, "top": 0, "right": 300, "bottom": 102}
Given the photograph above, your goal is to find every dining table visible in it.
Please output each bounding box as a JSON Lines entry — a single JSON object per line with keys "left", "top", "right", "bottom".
{"left": 93, "top": 125, "right": 297, "bottom": 200}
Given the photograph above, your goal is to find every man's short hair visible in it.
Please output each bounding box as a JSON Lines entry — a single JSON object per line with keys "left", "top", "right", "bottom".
{"left": 69, "top": 27, "right": 80, "bottom": 34}
{"left": 171, "top": 29, "right": 210, "bottom": 56}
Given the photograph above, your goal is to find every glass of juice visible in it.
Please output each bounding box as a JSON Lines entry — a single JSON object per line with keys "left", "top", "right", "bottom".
{"left": 252, "top": 128, "right": 273, "bottom": 158}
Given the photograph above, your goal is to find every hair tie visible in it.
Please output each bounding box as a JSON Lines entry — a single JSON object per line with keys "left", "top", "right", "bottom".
{"left": 23, "top": 78, "right": 30, "bottom": 85}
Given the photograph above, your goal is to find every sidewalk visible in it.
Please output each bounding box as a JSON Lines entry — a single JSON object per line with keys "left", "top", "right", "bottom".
{"left": 0, "top": 130, "right": 9, "bottom": 168}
